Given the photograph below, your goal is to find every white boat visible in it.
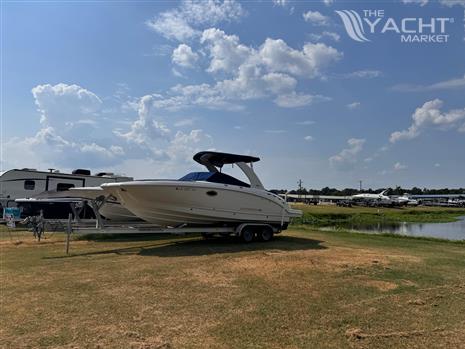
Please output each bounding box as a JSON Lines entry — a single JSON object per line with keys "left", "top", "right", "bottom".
{"left": 16, "top": 187, "right": 140, "bottom": 221}
{"left": 101, "top": 151, "right": 302, "bottom": 229}
{"left": 69, "top": 187, "right": 140, "bottom": 221}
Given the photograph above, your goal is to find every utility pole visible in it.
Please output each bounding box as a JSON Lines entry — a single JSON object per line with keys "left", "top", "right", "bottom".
{"left": 297, "top": 179, "right": 303, "bottom": 201}
{"left": 359, "top": 180, "right": 362, "bottom": 192}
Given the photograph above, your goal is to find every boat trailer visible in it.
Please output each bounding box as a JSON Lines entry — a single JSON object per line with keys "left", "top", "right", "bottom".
{"left": 18, "top": 194, "right": 283, "bottom": 253}
{"left": 60, "top": 215, "right": 280, "bottom": 254}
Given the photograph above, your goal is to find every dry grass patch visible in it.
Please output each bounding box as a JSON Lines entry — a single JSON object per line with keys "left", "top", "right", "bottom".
{"left": 1, "top": 229, "right": 465, "bottom": 348}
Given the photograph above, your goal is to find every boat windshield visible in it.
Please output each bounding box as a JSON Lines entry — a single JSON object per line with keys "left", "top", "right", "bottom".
{"left": 178, "top": 172, "right": 250, "bottom": 188}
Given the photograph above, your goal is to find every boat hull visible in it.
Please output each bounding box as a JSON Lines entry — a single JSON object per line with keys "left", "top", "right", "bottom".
{"left": 68, "top": 187, "right": 141, "bottom": 221}
{"left": 102, "top": 181, "right": 301, "bottom": 227}
{"left": 99, "top": 201, "right": 142, "bottom": 221}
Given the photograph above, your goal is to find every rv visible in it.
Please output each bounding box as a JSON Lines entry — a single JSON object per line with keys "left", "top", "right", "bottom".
{"left": 0, "top": 168, "right": 132, "bottom": 218}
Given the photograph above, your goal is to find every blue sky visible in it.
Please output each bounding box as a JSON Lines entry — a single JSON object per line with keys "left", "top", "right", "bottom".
{"left": 2, "top": 0, "right": 465, "bottom": 190}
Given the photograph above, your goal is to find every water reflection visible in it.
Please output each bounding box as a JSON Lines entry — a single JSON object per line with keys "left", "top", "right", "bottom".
{"left": 325, "top": 216, "right": 465, "bottom": 241}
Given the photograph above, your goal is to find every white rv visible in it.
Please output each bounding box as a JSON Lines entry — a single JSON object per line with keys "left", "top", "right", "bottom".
{"left": 0, "top": 168, "right": 132, "bottom": 209}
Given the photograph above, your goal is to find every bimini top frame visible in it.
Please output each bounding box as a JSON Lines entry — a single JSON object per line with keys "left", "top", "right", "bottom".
{"left": 193, "top": 151, "right": 264, "bottom": 190}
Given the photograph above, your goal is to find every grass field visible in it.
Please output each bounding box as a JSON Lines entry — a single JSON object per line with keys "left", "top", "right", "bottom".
{"left": 2, "top": 224, "right": 465, "bottom": 348}
{"left": 292, "top": 204, "right": 465, "bottom": 227}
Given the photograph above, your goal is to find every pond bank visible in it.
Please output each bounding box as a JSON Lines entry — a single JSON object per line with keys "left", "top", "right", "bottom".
{"left": 291, "top": 204, "right": 465, "bottom": 240}
{"left": 292, "top": 204, "right": 465, "bottom": 226}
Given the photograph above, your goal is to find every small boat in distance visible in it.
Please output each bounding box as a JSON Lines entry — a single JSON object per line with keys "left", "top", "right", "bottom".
{"left": 102, "top": 151, "right": 302, "bottom": 228}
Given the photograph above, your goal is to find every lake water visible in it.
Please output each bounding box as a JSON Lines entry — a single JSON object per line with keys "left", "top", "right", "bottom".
{"left": 327, "top": 216, "right": 465, "bottom": 241}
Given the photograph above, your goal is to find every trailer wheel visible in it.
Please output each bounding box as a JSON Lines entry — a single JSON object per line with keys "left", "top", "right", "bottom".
{"left": 258, "top": 226, "right": 273, "bottom": 242}
{"left": 241, "top": 227, "right": 255, "bottom": 243}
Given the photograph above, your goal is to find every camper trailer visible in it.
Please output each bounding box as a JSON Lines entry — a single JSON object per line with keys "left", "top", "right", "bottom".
{"left": 0, "top": 168, "right": 132, "bottom": 218}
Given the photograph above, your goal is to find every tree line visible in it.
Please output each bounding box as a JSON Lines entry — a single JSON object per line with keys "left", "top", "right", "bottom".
{"left": 271, "top": 186, "right": 465, "bottom": 196}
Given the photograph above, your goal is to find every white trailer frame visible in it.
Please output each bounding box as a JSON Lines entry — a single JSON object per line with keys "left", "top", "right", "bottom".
{"left": 17, "top": 196, "right": 283, "bottom": 253}
{"left": 63, "top": 214, "right": 281, "bottom": 254}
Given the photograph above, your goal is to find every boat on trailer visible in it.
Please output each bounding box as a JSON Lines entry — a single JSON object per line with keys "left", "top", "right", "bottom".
{"left": 101, "top": 151, "right": 301, "bottom": 240}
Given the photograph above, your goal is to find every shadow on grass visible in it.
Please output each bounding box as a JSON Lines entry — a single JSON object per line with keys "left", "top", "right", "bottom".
{"left": 76, "top": 233, "right": 182, "bottom": 242}
{"left": 139, "top": 235, "right": 326, "bottom": 257}
{"left": 46, "top": 235, "right": 326, "bottom": 259}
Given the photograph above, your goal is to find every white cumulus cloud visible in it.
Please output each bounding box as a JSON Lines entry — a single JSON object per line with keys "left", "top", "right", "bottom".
{"left": 347, "top": 102, "right": 360, "bottom": 109}
{"left": 153, "top": 29, "right": 340, "bottom": 110}
{"left": 5, "top": 82, "right": 215, "bottom": 174}
{"left": 4, "top": 83, "right": 129, "bottom": 169}
{"left": 172, "top": 44, "right": 199, "bottom": 68}
{"left": 167, "top": 129, "right": 213, "bottom": 162}
{"left": 302, "top": 11, "right": 330, "bottom": 26}
{"left": 146, "top": 0, "right": 245, "bottom": 41}
{"left": 114, "top": 95, "right": 213, "bottom": 163}
{"left": 32, "top": 83, "right": 102, "bottom": 126}
{"left": 5, "top": 126, "right": 125, "bottom": 169}
{"left": 115, "top": 95, "right": 171, "bottom": 147}
{"left": 390, "top": 99, "right": 465, "bottom": 143}
{"left": 261, "top": 73, "right": 297, "bottom": 94}
{"left": 259, "top": 39, "right": 342, "bottom": 78}
{"left": 329, "top": 138, "right": 366, "bottom": 170}
{"left": 201, "top": 28, "right": 253, "bottom": 73}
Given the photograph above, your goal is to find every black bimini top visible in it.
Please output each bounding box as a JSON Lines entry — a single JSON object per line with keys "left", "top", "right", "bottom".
{"left": 193, "top": 151, "right": 260, "bottom": 167}
{"left": 178, "top": 172, "right": 250, "bottom": 188}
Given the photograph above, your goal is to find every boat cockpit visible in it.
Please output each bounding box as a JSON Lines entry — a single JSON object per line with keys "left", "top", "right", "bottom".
{"left": 186, "top": 151, "right": 265, "bottom": 190}
{"left": 178, "top": 172, "right": 251, "bottom": 188}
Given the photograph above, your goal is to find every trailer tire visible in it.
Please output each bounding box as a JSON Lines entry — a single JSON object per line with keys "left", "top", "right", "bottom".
{"left": 258, "top": 226, "right": 273, "bottom": 242}
{"left": 241, "top": 227, "right": 255, "bottom": 243}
